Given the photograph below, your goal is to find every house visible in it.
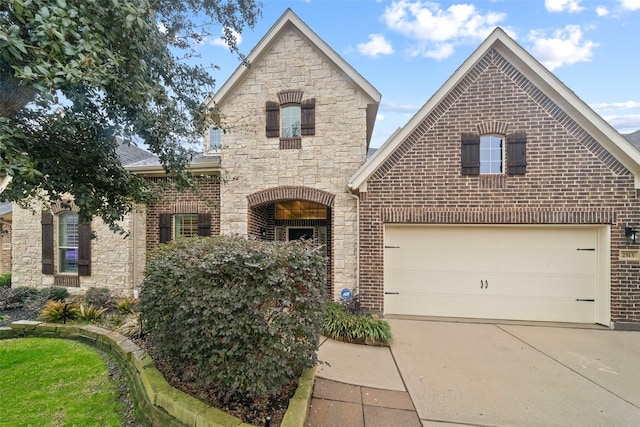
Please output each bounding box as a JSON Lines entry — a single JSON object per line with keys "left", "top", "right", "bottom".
{"left": 9, "top": 11, "right": 640, "bottom": 329}
{"left": 10, "top": 9, "right": 380, "bottom": 300}
{"left": 349, "top": 27, "right": 640, "bottom": 330}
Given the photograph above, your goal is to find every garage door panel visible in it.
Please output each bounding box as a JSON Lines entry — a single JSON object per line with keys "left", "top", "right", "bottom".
{"left": 384, "top": 225, "right": 599, "bottom": 323}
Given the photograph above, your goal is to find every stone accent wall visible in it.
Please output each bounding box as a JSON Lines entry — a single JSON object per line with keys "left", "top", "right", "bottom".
{"left": 216, "top": 27, "right": 369, "bottom": 298}
{"left": 11, "top": 201, "right": 146, "bottom": 297}
{"left": 358, "top": 49, "right": 640, "bottom": 323}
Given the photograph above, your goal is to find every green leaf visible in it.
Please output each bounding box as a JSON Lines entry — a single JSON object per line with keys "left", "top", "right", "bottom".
{"left": 57, "top": 0, "right": 67, "bottom": 8}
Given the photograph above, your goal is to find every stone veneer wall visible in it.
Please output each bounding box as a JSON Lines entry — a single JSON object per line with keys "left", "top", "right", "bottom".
{"left": 357, "top": 49, "right": 640, "bottom": 324}
{"left": 217, "top": 27, "right": 370, "bottom": 299}
{"left": 11, "top": 201, "right": 146, "bottom": 297}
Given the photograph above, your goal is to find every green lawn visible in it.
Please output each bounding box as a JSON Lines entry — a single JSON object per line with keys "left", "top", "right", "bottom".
{"left": 0, "top": 338, "right": 125, "bottom": 427}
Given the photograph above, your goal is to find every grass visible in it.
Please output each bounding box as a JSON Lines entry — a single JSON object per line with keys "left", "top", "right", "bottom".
{"left": 323, "top": 302, "right": 393, "bottom": 345}
{"left": 0, "top": 338, "right": 125, "bottom": 427}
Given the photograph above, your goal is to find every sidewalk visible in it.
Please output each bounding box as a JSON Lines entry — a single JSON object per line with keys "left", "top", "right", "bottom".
{"left": 305, "top": 337, "right": 421, "bottom": 427}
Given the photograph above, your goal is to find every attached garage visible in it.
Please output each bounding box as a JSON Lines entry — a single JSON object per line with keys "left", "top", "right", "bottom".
{"left": 384, "top": 225, "right": 610, "bottom": 324}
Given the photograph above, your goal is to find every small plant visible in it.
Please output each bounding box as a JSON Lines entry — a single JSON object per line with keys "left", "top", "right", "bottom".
{"left": 0, "top": 273, "right": 11, "bottom": 288}
{"left": 115, "top": 297, "right": 137, "bottom": 314}
{"left": 323, "top": 301, "right": 392, "bottom": 345}
{"left": 84, "top": 287, "right": 111, "bottom": 308}
{"left": 44, "top": 287, "right": 69, "bottom": 302}
{"left": 39, "top": 300, "right": 79, "bottom": 323}
{"left": 77, "top": 304, "right": 108, "bottom": 322}
{"left": 116, "top": 313, "right": 142, "bottom": 338}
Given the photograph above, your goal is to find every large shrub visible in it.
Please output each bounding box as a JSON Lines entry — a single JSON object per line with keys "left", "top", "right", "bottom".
{"left": 140, "top": 236, "right": 326, "bottom": 399}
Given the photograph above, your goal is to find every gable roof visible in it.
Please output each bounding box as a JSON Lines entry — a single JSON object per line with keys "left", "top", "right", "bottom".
{"left": 349, "top": 27, "right": 640, "bottom": 191}
{"left": 208, "top": 8, "right": 381, "bottom": 146}
{"left": 624, "top": 130, "right": 640, "bottom": 150}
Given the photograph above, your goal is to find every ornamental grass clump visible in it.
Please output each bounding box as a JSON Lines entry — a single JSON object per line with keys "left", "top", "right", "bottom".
{"left": 323, "top": 301, "right": 392, "bottom": 345}
{"left": 140, "top": 235, "right": 326, "bottom": 400}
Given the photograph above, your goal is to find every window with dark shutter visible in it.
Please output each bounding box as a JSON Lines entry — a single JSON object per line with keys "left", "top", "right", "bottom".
{"left": 301, "top": 98, "right": 315, "bottom": 136}
{"left": 159, "top": 213, "right": 172, "bottom": 244}
{"left": 198, "top": 213, "right": 211, "bottom": 237}
{"left": 461, "top": 133, "right": 480, "bottom": 175}
{"left": 507, "top": 131, "right": 527, "bottom": 175}
{"left": 41, "top": 212, "right": 54, "bottom": 275}
{"left": 266, "top": 101, "right": 280, "bottom": 137}
{"left": 78, "top": 221, "right": 91, "bottom": 276}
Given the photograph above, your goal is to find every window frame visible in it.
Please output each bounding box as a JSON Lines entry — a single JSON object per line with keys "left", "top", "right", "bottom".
{"left": 174, "top": 214, "right": 199, "bottom": 239}
{"left": 280, "top": 104, "right": 302, "bottom": 138}
{"left": 58, "top": 211, "right": 79, "bottom": 274}
{"left": 479, "top": 134, "right": 504, "bottom": 175}
{"left": 208, "top": 126, "right": 222, "bottom": 152}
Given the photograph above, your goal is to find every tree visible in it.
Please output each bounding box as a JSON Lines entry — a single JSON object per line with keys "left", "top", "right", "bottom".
{"left": 0, "top": 0, "right": 260, "bottom": 230}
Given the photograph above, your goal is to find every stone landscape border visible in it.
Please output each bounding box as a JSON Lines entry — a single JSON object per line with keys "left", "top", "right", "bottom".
{"left": 0, "top": 320, "right": 314, "bottom": 427}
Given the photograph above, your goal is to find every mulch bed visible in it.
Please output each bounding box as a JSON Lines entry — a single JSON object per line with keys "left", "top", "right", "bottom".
{"left": 133, "top": 335, "right": 297, "bottom": 426}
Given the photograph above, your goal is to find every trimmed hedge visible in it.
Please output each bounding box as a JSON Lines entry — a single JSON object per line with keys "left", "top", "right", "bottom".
{"left": 140, "top": 236, "right": 326, "bottom": 400}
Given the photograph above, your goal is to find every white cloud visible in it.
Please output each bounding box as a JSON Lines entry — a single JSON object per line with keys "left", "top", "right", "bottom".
{"left": 382, "top": 1, "right": 506, "bottom": 59}
{"left": 545, "top": 0, "right": 584, "bottom": 13}
{"left": 595, "top": 6, "right": 610, "bottom": 16}
{"left": 620, "top": 0, "right": 640, "bottom": 11}
{"left": 358, "top": 34, "right": 394, "bottom": 57}
{"left": 528, "top": 25, "right": 599, "bottom": 70}
{"left": 591, "top": 101, "right": 640, "bottom": 110}
{"left": 377, "top": 113, "right": 385, "bottom": 121}
{"left": 381, "top": 101, "right": 420, "bottom": 113}
{"left": 602, "top": 114, "right": 640, "bottom": 133}
{"left": 210, "top": 27, "right": 242, "bottom": 48}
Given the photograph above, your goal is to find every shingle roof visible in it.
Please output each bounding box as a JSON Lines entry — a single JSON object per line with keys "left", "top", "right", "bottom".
{"left": 624, "top": 130, "right": 640, "bottom": 151}
{"left": 116, "top": 140, "right": 157, "bottom": 165}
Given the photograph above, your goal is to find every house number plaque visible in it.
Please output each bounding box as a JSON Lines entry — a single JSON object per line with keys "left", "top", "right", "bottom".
{"left": 619, "top": 249, "right": 640, "bottom": 261}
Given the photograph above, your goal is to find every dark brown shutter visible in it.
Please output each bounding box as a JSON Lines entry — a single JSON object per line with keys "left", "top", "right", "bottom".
{"left": 507, "top": 131, "right": 527, "bottom": 175}
{"left": 41, "top": 212, "right": 54, "bottom": 274}
{"left": 301, "top": 98, "right": 315, "bottom": 136}
{"left": 78, "top": 221, "right": 91, "bottom": 276}
{"left": 266, "top": 101, "right": 280, "bottom": 137}
{"left": 461, "top": 133, "right": 480, "bottom": 175}
{"left": 159, "top": 213, "right": 172, "bottom": 244}
{"left": 198, "top": 213, "right": 211, "bottom": 237}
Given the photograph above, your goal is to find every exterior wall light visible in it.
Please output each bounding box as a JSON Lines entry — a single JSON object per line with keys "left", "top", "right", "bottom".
{"left": 624, "top": 227, "right": 637, "bottom": 245}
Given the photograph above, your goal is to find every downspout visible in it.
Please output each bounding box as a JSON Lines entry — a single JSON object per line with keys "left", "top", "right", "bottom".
{"left": 131, "top": 206, "right": 139, "bottom": 298}
{"left": 347, "top": 187, "right": 360, "bottom": 296}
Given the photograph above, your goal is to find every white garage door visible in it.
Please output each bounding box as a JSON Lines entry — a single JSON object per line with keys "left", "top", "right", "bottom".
{"left": 384, "top": 225, "right": 604, "bottom": 323}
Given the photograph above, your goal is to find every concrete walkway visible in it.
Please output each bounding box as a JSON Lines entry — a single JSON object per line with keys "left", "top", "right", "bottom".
{"left": 306, "top": 318, "right": 640, "bottom": 426}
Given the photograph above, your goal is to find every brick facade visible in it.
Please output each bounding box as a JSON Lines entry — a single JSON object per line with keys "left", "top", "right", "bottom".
{"left": 145, "top": 176, "right": 221, "bottom": 251}
{"left": 357, "top": 48, "right": 640, "bottom": 324}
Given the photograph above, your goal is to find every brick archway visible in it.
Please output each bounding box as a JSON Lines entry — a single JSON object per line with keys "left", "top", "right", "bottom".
{"left": 247, "top": 186, "right": 335, "bottom": 296}
{"left": 247, "top": 186, "right": 335, "bottom": 208}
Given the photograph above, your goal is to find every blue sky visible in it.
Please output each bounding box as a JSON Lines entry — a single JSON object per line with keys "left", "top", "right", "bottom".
{"left": 195, "top": 0, "right": 640, "bottom": 148}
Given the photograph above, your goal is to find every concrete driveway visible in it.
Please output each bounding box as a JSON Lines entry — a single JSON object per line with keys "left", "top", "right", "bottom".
{"left": 388, "top": 319, "right": 640, "bottom": 426}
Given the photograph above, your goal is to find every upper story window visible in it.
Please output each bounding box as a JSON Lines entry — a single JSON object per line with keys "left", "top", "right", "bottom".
{"left": 281, "top": 105, "right": 301, "bottom": 137}
{"left": 480, "top": 135, "right": 503, "bottom": 174}
{"left": 266, "top": 89, "right": 315, "bottom": 149}
{"left": 58, "top": 211, "right": 79, "bottom": 273}
{"left": 209, "top": 127, "right": 222, "bottom": 151}
{"left": 461, "top": 131, "right": 527, "bottom": 176}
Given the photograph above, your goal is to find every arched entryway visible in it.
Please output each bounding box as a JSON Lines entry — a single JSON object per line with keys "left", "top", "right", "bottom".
{"left": 247, "top": 186, "right": 334, "bottom": 295}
